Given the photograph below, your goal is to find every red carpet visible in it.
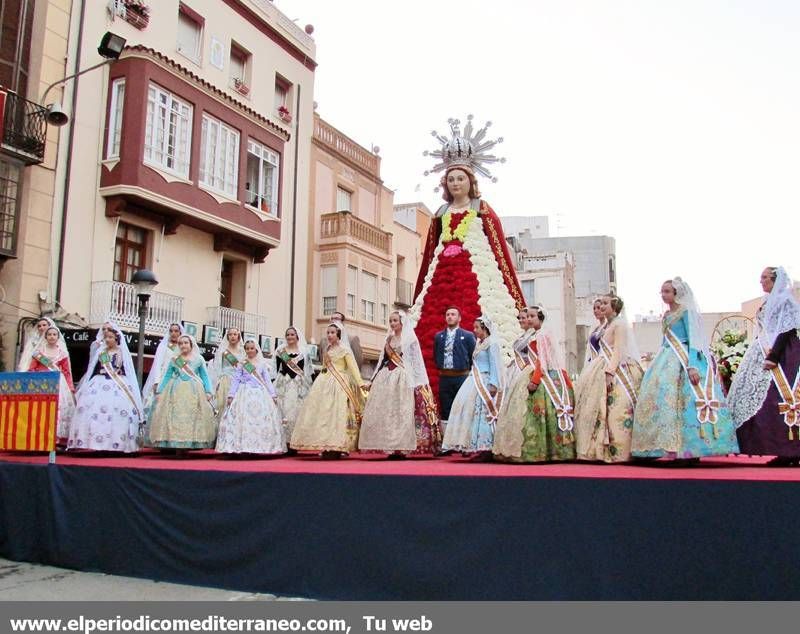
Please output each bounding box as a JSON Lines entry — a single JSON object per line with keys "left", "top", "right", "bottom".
{"left": 0, "top": 450, "right": 796, "bottom": 481}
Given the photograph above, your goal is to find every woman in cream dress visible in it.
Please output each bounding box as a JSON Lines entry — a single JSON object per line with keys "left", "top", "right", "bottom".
{"left": 574, "top": 294, "right": 644, "bottom": 463}
{"left": 290, "top": 322, "right": 365, "bottom": 459}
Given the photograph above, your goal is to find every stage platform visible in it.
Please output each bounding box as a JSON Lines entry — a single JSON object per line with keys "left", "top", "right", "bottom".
{"left": 1, "top": 451, "right": 799, "bottom": 600}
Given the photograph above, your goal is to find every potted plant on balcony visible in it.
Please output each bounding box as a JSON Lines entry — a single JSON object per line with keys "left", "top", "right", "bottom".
{"left": 278, "top": 105, "right": 292, "bottom": 124}
{"left": 233, "top": 77, "right": 250, "bottom": 96}
{"left": 123, "top": 0, "right": 150, "bottom": 29}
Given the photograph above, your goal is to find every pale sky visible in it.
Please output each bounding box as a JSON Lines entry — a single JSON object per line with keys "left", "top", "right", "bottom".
{"left": 284, "top": 0, "right": 800, "bottom": 316}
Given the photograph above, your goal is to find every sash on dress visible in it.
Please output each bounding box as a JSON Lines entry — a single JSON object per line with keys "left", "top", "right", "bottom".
{"left": 759, "top": 340, "right": 800, "bottom": 439}
{"left": 174, "top": 357, "right": 218, "bottom": 416}
{"left": 99, "top": 352, "right": 140, "bottom": 417}
{"left": 384, "top": 343, "right": 441, "bottom": 445}
{"left": 223, "top": 351, "right": 240, "bottom": 368}
{"left": 278, "top": 350, "right": 306, "bottom": 380}
{"left": 599, "top": 338, "right": 639, "bottom": 407}
{"left": 663, "top": 324, "right": 721, "bottom": 438}
{"left": 538, "top": 369, "right": 574, "bottom": 433}
{"left": 243, "top": 360, "right": 273, "bottom": 394}
{"left": 325, "top": 351, "right": 362, "bottom": 426}
{"left": 471, "top": 342, "right": 502, "bottom": 423}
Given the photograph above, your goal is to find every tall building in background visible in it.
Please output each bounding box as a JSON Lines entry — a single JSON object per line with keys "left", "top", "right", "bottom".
{"left": 47, "top": 0, "right": 316, "bottom": 371}
{"left": 0, "top": 0, "right": 73, "bottom": 371}
{"left": 501, "top": 215, "right": 549, "bottom": 240}
{"left": 392, "top": 201, "right": 432, "bottom": 307}
{"left": 503, "top": 223, "right": 617, "bottom": 330}
{"left": 516, "top": 251, "right": 578, "bottom": 374}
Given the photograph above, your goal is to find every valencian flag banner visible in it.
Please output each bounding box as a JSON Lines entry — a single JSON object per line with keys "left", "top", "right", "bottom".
{"left": 0, "top": 371, "right": 59, "bottom": 451}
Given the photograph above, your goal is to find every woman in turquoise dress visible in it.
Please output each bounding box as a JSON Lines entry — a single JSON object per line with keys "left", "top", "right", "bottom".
{"left": 149, "top": 335, "right": 217, "bottom": 450}
{"left": 632, "top": 278, "right": 739, "bottom": 459}
{"left": 441, "top": 315, "right": 505, "bottom": 461}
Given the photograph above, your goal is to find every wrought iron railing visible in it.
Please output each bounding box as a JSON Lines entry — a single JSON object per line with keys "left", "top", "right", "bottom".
{"left": 89, "top": 281, "right": 184, "bottom": 333}
{"left": 1, "top": 92, "right": 47, "bottom": 164}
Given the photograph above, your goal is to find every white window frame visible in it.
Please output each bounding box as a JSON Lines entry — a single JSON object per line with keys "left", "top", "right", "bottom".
{"left": 346, "top": 265, "right": 358, "bottom": 318}
{"left": 321, "top": 266, "right": 338, "bottom": 316}
{"left": 107, "top": 78, "right": 126, "bottom": 159}
{"left": 337, "top": 186, "right": 352, "bottom": 212}
{"left": 144, "top": 84, "right": 193, "bottom": 179}
{"left": 200, "top": 114, "right": 240, "bottom": 198}
{"left": 176, "top": 9, "right": 202, "bottom": 63}
{"left": 245, "top": 139, "right": 280, "bottom": 217}
{"left": 361, "top": 271, "right": 377, "bottom": 323}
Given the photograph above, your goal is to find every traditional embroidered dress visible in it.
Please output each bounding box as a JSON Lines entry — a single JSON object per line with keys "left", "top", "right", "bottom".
{"left": 574, "top": 317, "right": 644, "bottom": 463}
{"left": 67, "top": 330, "right": 142, "bottom": 453}
{"left": 729, "top": 268, "right": 800, "bottom": 457}
{"left": 142, "top": 324, "right": 183, "bottom": 422}
{"left": 290, "top": 345, "right": 365, "bottom": 453}
{"left": 217, "top": 352, "right": 285, "bottom": 455}
{"left": 274, "top": 342, "right": 313, "bottom": 440}
{"left": 26, "top": 328, "right": 76, "bottom": 444}
{"left": 209, "top": 335, "right": 245, "bottom": 422}
{"left": 494, "top": 329, "right": 576, "bottom": 463}
{"left": 359, "top": 319, "right": 441, "bottom": 454}
{"left": 149, "top": 346, "right": 216, "bottom": 450}
{"left": 441, "top": 333, "right": 503, "bottom": 453}
{"left": 633, "top": 307, "right": 738, "bottom": 458}
{"left": 585, "top": 323, "right": 605, "bottom": 367}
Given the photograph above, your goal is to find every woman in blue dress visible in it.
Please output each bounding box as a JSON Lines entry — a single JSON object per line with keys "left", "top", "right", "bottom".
{"left": 632, "top": 278, "right": 739, "bottom": 460}
{"left": 149, "top": 335, "right": 217, "bottom": 450}
{"left": 441, "top": 315, "right": 505, "bottom": 461}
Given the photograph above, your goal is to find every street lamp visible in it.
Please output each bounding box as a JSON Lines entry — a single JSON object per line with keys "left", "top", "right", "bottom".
{"left": 41, "top": 31, "right": 127, "bottom": 127}
{"left": 131, "top": 269, "right": 158, "bottom": 388}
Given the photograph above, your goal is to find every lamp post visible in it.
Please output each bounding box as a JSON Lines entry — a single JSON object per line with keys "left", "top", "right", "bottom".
{"left": 41, "top": 31, "right": 127, "bottom": 127}
{"left": 131, "top": 269, "right": 158, "bottom": 388}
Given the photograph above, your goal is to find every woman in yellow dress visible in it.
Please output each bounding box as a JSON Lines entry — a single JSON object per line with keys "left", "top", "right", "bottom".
{"left": 574, "top": 294, "right": 644, "bottom": 463}
{"left": 209, "top": 328, "right": 245, "bottom": 422}
{"left": 290, "top": 321, "right": 365, "bottom": 459}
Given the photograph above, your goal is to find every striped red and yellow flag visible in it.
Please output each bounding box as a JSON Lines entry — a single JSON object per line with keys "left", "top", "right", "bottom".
{"left": 0, "top": 372, "right": 60, "bottom": 452}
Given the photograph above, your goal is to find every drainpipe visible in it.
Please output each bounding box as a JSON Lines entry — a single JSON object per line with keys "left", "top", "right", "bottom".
{"left": 54, "top": 0, "right": 86, "bottom": 303}
{"left": 288, "top": 84, "right": 301, "bottom": 326}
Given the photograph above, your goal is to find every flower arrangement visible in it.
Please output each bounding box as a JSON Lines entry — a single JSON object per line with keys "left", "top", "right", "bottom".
{"left": 441, "top": 209, "right": 477, "bottom": 243}
{"left": 712, "top": 329, "right": 749, "bottom": 395}
{"left": 278, "top": 106, "right": 292, "bottom": 123}
{"left": 233, "top": 78, "right": 250, "bottom": 96}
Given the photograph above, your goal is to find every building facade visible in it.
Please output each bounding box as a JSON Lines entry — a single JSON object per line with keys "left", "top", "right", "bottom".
{"left": 516, "top": 251, "right": 579, "bottom": 375}
{"left": 0, "top": 0, "right": 72, "bottom": 371}
{"left": 48, "top": 0, "right": 315, "bottom": 370}
{"left": 393, "top": 201, "right": 432, "bottom": 307}
{"left": 503, "top": 226, "right": 617, "bottom": 329}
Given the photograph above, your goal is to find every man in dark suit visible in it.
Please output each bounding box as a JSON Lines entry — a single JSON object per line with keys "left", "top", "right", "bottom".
{"left": 434, "top": 306, "right": 477, "bottom": 424}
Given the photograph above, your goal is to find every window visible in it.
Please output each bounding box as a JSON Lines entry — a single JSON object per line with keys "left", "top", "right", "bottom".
{"left": 380, "top": 278, "right": 390, "bottom": 324}
{"left": 107, "top": 78, "right": 125, "bottom": 158}
{"left": 361, "top": 271, "right": 377, "bottom": 323}
{"left": 144, "top": 84, "right": 193, "bottom": 178}
{"left": 321, "top": 266, "right": 338, "bottom": 315}
{"left": 200, "top": 114, "right": 240, "bottom": 197}
{"left": 176, "top": 6, "right": 202, "bottom": 62}
{"left": 274, "top": 75, "right": 291, "bottom": 111}
{"left": 114, "top": 222, "right": 148, "bottom": 283}
{"left": 346, "top": 265, "right": 358, "bottom": 318}
{"left": 0, "top": 159, "right": 21, "bottom": 257}
{"left": 521, "top": 279, "right": 535, "bottom": 306}
{"left": 245, "top": 139, "right": 280, "bottom": 216}
{"left": 229, "top": 42, "right": 251, "bottom": 92}
{"left": 337, "top": 187, "right": 352, "bottom": 212}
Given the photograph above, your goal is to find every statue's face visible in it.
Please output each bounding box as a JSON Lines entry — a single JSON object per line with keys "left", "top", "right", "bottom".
{"left": 446, "top": 169, "right": 471, "bottom": 199}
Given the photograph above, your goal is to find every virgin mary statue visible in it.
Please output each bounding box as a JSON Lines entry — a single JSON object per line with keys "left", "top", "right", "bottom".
{"left": 410, "top": 116, "right": 525, "bottom": 402}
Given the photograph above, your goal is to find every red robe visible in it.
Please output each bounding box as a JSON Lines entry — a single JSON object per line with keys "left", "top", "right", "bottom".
{"left": 413, "top": 200, "right": 524, "bottom": 404}
{"left": 29, "top": 355, "right": 75, "bottom": 392}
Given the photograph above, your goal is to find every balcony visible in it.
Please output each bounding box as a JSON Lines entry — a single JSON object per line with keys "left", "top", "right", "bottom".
{"left": 1, "top": 92, "right": 47, "bottom": 165}
{"left": 320, "top": 212, "right": 391, "bottom": 255}
{"left": 206, "top": 306, "right": 269, "bottom": 336}
{"left": 395, "top": 278, "right": 415, "bottom": 308}
{"left": 313, "top": 116, "right": 379, "bottom": 176}
{"left": 89, "top": 281, "right": 184, "bottom": 333}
